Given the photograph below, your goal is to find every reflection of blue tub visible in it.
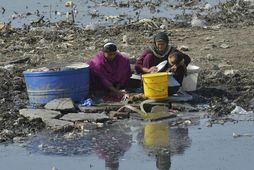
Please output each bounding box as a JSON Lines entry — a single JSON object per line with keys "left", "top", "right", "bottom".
{"left": 23, "top": 66, "right": 90, "bottom": 104}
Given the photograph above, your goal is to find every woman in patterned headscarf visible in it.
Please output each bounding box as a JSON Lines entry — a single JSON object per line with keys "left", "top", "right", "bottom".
{"left": 135, "top": 32, "right": 191, "bottom": 83}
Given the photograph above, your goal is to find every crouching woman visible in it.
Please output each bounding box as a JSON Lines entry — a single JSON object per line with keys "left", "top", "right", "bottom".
{"left": 86, "top": 43, "right": 131, "bottom": 97}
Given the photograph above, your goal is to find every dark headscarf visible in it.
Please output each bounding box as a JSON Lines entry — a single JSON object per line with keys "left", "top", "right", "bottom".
{"left": 103, "top": 42, "right": 117, "bottom": 52}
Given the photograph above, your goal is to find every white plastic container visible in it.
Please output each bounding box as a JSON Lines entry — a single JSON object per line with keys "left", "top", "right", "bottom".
{"left": 182, "top": 65, "right": 200, "bottom": 91}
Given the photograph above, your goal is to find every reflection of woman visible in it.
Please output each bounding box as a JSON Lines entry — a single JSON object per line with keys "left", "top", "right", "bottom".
{"left": 93, "top": 123, "right": 132, "bottom": 170}
{"left": 138, "top": 122, "right": 191, "bottom": 170}
{"left": 86, "top": 43, "right": 131, "bottom": 97}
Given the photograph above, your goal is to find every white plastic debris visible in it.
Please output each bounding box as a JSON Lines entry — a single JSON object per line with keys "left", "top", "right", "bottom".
{"left": 191, "top": 14, "right": 207, "bottom": 28}
{"left": 233, "top": 132, "right": 252, "bottom": 138}
{"left": 122, "top": 35, "right": 128, "bottom": 43}
{"left": 65, "top": 1, "right": 74, "bottom": 8}
{"left": 204, "top": 3, "right": 212, "bottom": 10}
{"left": 231, "top": 106, "right": 253, "bottom": 115}
{"left": 52, "top": 166, "right": 59, "bottom": 170}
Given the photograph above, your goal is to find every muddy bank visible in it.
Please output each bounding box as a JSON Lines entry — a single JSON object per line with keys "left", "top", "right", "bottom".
{"left": 0, "top": 0, "right": 254, "bottom": 143}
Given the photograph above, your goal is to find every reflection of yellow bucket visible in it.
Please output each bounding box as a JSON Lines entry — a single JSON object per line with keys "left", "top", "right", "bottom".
{"left": 144, "top": 122, "right": 169, "bottom": 147}
{"left": 142, "top": 72, "right": 168, "bottom": 100}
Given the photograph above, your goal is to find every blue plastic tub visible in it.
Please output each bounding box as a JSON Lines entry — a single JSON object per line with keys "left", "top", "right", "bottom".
{"left": 23, "top": 64, "right": 90, "bottom": 104}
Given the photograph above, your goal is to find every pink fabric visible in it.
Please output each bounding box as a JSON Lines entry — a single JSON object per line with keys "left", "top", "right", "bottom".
{"left": 135, "top": 49, "right": 168, "bottom": 74}
{"left": 86, "top": 51, "right": 131, "bottom": 91}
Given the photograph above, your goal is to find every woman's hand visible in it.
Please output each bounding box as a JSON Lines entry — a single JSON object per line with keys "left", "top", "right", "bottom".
{"left": 169, "top": 65, "right": 177, "bottom": 72}
{"left": 148, "top": 66, "right": 158, "bottom": 73}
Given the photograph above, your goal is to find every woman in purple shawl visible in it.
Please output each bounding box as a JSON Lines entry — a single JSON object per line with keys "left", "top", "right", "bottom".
{"left": 135, "top": 32, "right": 191, "bottom": 85}
{"left": 86, "top": 43, "right": 131, "bottom": 97}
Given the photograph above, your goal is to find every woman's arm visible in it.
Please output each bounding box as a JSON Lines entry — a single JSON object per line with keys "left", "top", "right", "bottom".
{"left": 135, "top": 50, "right": 157, "bottom": 74}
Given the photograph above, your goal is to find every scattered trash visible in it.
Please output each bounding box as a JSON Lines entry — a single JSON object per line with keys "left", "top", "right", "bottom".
{"left": 224, "top": 69, "right": 239, "bottom": 76}
{"left": 52, "top": 166, "right": 59, "bottom": 170}
{"left": 79, "top": 98, "right": 94, "bottom": 107}
{"left": 233, "top": 132, "right": 252, "bottom": 138}
{"left": 191, "top": 14, "right": 207, "bottom": 28}
{"left": 65, "top": 1, "right": 74, "bottom": 8}
{"left": 178, "top": 45, "right": 189, "bottom": 51}
{"left": 220, "top": 43, "right": 231, "bottom": 49}
{"left": 26, "top": 67, "right": 51, "bottom": 72}
{"left": 231, "top": 106, "right": 253, "bottom": 115}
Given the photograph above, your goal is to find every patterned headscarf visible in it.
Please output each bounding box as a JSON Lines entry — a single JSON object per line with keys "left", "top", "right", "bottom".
{"left": 149, "top": 32, "right": 171, "bottom": 58}
{"left": 103, "top": 42, "right": 117, "bottom": 52}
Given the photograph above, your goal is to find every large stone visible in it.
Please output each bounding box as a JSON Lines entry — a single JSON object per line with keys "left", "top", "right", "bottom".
{"left": 249, "top": 98, "right": 254, "bottom": 111}
{"left": 109, "top": 111, "right": 129, "bottom": 119}
{"left": 224, "top": 69, "right": 239, "bottom": 76}
{"left": 220, "top": 43, "right": 231, "bottom": 49}
{"left": 44, "top": 98, "right": 76, "bottom": 113}
{"left": 43, "top": 118, "right": 74, "bottom": 131}
{"left": 151, "top": 106, "right": 169, "bottom": 113}
{"left": 60, "top": 112, "right": 109, "bottom": 122}
{"left": 79, "top": 105, "right": 121, "bottom": 113}
{"left": 19, "top": 109, "right": 61, "bottom": 121}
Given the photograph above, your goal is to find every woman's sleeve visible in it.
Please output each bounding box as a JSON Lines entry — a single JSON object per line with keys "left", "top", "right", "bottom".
{"left": 135, "top": 51, "right": 146, "bottom": 74}
{"left": 135, "top": 50, "right": 153, "bottom": 74}
{"left": 119, "top": 58, "right": 132, "bottom": 85}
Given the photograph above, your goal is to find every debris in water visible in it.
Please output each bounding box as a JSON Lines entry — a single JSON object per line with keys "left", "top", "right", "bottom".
{"left": 233, "top": 132, "right": 252, "bottom": 138}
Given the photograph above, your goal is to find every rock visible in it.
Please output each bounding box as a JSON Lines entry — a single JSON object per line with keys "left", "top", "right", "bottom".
{"left": 224, "top": 69, "right": 239, "bottom": 76}
{"left": 52, "top": 166, "right": 59, "bottom": 170}
{"left": 1, "top": 129, "right": 14, "bottom": 137}
{"left": 206, "top": 54, "right": 214, "bottom": 60}
{"left": 0, "top": 23, "right": 5, "bottom": 30}
{"left": 220, "top": 43, "right": 230, "bottom": 49}
{"left": 151, "top": 105, "right": 169, "bottom": 113}
{"left": 122, "top": 35, "right": 128, "bottom": 43}
{"left": 103, "top": 39, "right": 111, "bottom": 43}
{"left": 204, "top": 3, "right": 212, "bottom": 10}
{"left": 201, "top": 46, "right": 210, "bottom": 51}
{"left": 43, "top": 118, "right": 74, "bottom": 131}
{"left": 212, "top": 64, "right": 220, "bottom": 70}
{"left": 13, "top": 136, "right": 27, "bottom": 143}
{"left": 211, "top": 24, "right": 222, "bottom": 30}
{"left": 178, "top": 45, "right": 189, "bottom": 51}
{"left": 109, "top": 111, "right": 129, "bottom": 119}
{"left": 44, "top": 98, "right": 76, "bottom": 113}
{"left": 39, "top": 38, "right": 46, "bottom": 44}
{"left": 191, "top": 14, "right": 207, "bottom": 28}
{"left": 65, "top": 1, "right": 74, "bottom": 8}
{"left": 249, "top": 98, "right": 254, "bottom": 111}
{"left": 160, "top": 24, "right": 167, "bottom": 30}
{"left": 171, "top": 103, "right": 195, "bottom": 111}
{"left": 96, "top": 122, "right": 104, "bottom": 128}
{"left": 60, "top": 112, "right": 109, "bottom": 122}
{"left": 79, "top": 105, "right": 121, "bottom": 113}
{"left": 205, "top": 36, "right": 214, "bottom": 41}
{"left": 19, "top": 109, "right": 61, "bottom": 121}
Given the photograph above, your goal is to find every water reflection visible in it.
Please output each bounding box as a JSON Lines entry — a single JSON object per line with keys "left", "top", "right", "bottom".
{"left": 93, "top": 122, "right": 132, "bottom": 170}
{"left": 26, "top": 122, "right": 132, "bottom": 170}
{"left": 26, "top": 121, "right": 191, "bottom": 170}
{"left": 138, "top": 121, "right": 191, "bottom": 170}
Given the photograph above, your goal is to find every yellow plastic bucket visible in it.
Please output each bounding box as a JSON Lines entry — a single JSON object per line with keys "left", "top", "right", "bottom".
{"left": 142, "top": 72, "right": 168, "bottom": 100}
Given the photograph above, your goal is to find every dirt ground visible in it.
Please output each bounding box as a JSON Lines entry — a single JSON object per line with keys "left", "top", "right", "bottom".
{"left": 0, "top": 0, "right": 253, "bottom": 143}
